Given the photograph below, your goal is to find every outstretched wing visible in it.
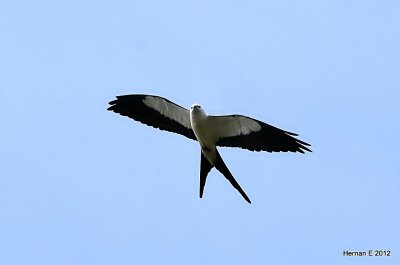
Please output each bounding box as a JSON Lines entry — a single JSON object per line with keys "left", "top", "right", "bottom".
{"left": 108, "top": 94, "right": 197, "bottom": 141}
{"left": 209, "top": 115, "right": 311, "bottom": 153}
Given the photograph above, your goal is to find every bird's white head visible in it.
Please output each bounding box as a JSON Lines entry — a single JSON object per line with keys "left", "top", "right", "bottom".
{"left": 190, "top": 104, "right": 207, "bottom": 118}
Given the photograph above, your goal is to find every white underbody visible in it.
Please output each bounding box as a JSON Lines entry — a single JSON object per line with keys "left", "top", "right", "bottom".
{"left": 189, "top": 103, "right": 263, "bottom": 165}
{"left": 190, "top": 106, "right": 218, "bottom": 165}
{"left": 143, "top": 96, "right": 262, "bottom": 164}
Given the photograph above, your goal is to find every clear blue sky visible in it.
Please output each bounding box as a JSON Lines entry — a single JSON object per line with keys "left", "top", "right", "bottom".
{"left": 1, "top": 1, "right": 399, "bottom": 264}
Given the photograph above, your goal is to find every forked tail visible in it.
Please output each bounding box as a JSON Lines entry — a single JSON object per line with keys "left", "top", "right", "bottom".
{"left": 199, "top": 149, "right": 251, "bottom": 204}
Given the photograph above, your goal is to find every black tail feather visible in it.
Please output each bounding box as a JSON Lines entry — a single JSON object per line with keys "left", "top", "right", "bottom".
{"left": 214, "top": 149, "right": 252, "bottom": 204}
{"left": 200, "top": 151, "right": 213, "bottom": 198}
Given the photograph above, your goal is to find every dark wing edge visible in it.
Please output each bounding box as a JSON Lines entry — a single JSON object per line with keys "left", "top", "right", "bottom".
{"left": 107, "top": 94, "right": 197, "bottom": 141}
{"left": 216, "top": 115, "right": 312, "bottom": 153}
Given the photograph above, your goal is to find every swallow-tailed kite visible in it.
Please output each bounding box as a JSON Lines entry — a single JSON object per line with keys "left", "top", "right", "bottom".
{"left": 108, "top": 94, "right": 311, "bottom": 203}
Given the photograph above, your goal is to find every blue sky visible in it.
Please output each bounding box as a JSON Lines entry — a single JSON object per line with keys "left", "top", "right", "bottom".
{"left": 1, "top": 0, "right": 399, "bottom": 264}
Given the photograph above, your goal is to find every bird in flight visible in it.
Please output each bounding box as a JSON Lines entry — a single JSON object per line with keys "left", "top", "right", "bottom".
{"left": 108, "top": 94, "right": 311, "bottom": 203}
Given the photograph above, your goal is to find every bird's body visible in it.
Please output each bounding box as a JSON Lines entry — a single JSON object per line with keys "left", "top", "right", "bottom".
{"left": 190, "top": 105, "right": 217, "bottom": 164}
{"left": 108, "top": 94, "right": 311, "bottom": 203}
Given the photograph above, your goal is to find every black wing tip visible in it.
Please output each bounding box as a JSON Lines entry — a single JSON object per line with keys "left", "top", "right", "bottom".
{"left": 292, "top": 145, "right": 311, "bottom": 154}
{"left": 285, "top": 131, "right": 312, "bottom": 153}
{"left": 297, "top": 139, "right": 311, "bottom": 147}
{"left": 115, "top": 94, "right": 145, "bottom": 100}
{"left": 107, "top": 95, "right": 146, "bottom": 111}
{"left": 285, "top": 131, "right": 298, "bottom": 136}
{"left": 301, "top": 146, "right": 312, "bottom": 153}
{"left": 107, "top": 97, "right": 121, "bottom": 111}
{"left": 107, "top": 98, "right": 118, "bottom": 107}
{"left": 107, "top": 103, "right": 116, "bottom": 111}
{"left": 270, "top": 140, "right": 312, "bottom": 154}
{"left": 108, "top": 94, "right": 147, "bottom": 102}
{"left": 297, "top": 139, "right": 312, "bottom": 153}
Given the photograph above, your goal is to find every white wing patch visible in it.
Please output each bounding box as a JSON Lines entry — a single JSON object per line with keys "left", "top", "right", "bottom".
{"left": 208, "top": 115, "right": 262, "bottom": 139}
{"left": 143, "top": 96, "right": 192, "bottom": 129}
